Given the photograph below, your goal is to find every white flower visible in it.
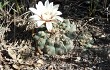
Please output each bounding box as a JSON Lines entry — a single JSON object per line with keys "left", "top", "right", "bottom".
{"left": 29, "top": 0, "right": 63, "bottom": 32}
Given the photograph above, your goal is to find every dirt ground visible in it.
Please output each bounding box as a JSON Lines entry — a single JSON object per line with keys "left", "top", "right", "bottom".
{"left": 0, "top": 0, "right": 110, "bottom": 70}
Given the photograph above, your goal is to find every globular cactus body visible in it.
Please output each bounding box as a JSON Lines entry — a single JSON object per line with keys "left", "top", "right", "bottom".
{"left": 33, "top": 19, "right": 77, "bottom": 55}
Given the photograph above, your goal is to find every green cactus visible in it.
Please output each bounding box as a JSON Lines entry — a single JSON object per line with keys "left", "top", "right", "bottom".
{"left": 78, "top": 31, "right": 94, "bottom": 49}
{"left": 55, "top": 47, "right": 66, "bottom": 55}
{"left": 32, "top": 19, "right": 95, "bottom": 55}
{"left": 37, "top": 38, "right": 46, "bottom": 49}
{"left": 33, "top": 19, "right": 77, "bottom": 55}
{"left": 33, "top": 35, "right": 40, "bottom": 40}
{"left": 46, "top": 38, "right": 55, "bottom": 46}
{"left": 54, "top": 41, "right": 67, "bottom": 55}
{"left": 44, "top": 45, "right": 55, "bottom": 55}
{"left": 63, "top": 39, "right": 73, "bottom": 51}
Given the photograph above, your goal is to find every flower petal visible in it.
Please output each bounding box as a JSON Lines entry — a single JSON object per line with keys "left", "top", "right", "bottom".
{"left": 56, "top": 11, "right": 62, "bottom": 15}
{"left": 36, "top": 21, "right": 45, "bottom": 27}
{"left": 46, "top": 22, "right": 53, "bottom": 32}
{"left": 45, "top": 0, "right": 49, "bottom": 8}
{"left": 29, "top": 8, "right": 38, "bottom": 14}
{"left": 53, "top": 4, "right": 59, "bottom": 11}
{"left": 52, "top": 5, "right": 60, "bottom": 16}
{"left": 36, "top": 2, "right": 45, "bottom": 16}
{"left": 55, "top": 16, "right": 63, "bottom": 22}
{"left": 49, "top": 2, "right": 53, "bottom": 9}
{"left": 37, "top": 1, "right": 44, "bottom": 9}
{"left": 30, "top": 15, "right": 41, "bottom": 20}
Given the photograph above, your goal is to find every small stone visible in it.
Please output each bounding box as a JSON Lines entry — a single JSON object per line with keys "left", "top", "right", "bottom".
{"left": 75, "top": 57, "right": 81, "bottom": 62}
{"left": 36, "top": 59, "right": 44, "bottom": 67}
{"left": 47, "top": 65, "right": 54, "bottom": 70}
{"left": 13, "top": 64, "right": 19, "bottom": 70}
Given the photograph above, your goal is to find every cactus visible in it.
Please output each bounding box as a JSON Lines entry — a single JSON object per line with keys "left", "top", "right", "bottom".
{"left": 44, "top": 45, "right": 56, "bottom": 55}
{"left": 33, "top": 19, "right": 77, "bottom": 55}
{"left": 33, "top": 19, "right": 95, "bottom": 55}
{"left": 78, "top": 31, "right": 94, "bottom": 49}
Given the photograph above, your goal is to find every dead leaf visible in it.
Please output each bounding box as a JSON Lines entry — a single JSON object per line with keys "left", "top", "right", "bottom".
{"left": 37, "top": 59, "right": 44, "bottom": 65}
{"left": 7, "top": 48, "right": 17, "bottom": 60}
{"left": 13, "top": 64, "right": 20, "bottom": 70}
{"left": 35, "top": 59, "right": 44, "bottom": 67}
{"left": 48, "top": 65, "right": 54, "bottom": 70}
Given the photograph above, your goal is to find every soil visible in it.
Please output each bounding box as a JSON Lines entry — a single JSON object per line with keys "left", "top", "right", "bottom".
{"left": 0, "top": 0, "right": 110, "bottom": 70}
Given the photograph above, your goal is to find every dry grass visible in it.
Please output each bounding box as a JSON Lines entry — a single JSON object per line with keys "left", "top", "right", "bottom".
{"left": 0, "top": 0, "right": 110, "bottom": 70}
